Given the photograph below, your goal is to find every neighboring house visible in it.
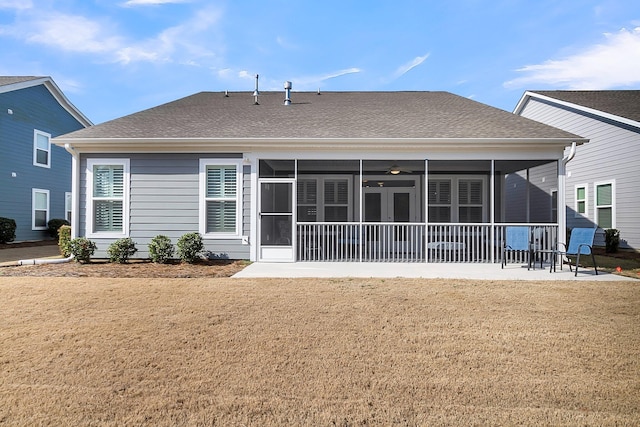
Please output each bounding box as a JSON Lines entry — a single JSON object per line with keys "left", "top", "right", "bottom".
{"left": 54, "top": 87, "right": 586, "bottom": 263}
{"left": 0, "top": 76, "right": 92, "bottom": 242}
{"left": 512, "top": 90, "right": 640, "bottom": 251}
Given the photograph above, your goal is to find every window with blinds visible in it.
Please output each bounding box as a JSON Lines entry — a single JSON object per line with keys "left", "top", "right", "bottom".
{"left": 324, "top": 179, "right": 349, "bottom": 221}
{"left": 200, "top": 160, "right": 242, "bottom": 237}
{"left": 428, "top": 176, "right": 486, "bottom": 223}
{"left": 297, "top": 179, "right": 318, "bottom": 221}
{"left": 296, "top": 176, "right": 351, "bottom": 222}
{"left": 458, "top": 179, "right": 483, "bottom": 223}
{"left": 86, "top": 159, "right": 129, "bottom": 237}
{"left": 205, "top": 166, "right": 238, "bottom": 233}
{"left": 93, "top": 164, "right": 125, "bottom": 232}
{"left": 428, "top": 179, "right": 451, "bottom": 222}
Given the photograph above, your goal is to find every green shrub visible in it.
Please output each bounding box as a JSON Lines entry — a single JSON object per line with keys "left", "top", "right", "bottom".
{"left": 47, "top": 218, "right": 70, "bottom": 239}
{"left": 107, "top": 238, "right": 138, "bottom": 263}
{"left": 605, "top": 228, "right": 620, "bottom": 253}
{"left": 148, "top": 235, "right": 174, "bottom": 264}
{"left": 58, "top": 225, "right": 72, "bottom": 257}
{"left": 0, "top": 217, "right": 16, "bottom": 244}
{"left": 69, "top": 237, "right": 97, "bottom": 263}
{"left": 177, "top": 232, "right": 204, "bottom": 264}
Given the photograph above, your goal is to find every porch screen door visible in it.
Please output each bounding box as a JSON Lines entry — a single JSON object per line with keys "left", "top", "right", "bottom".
{"left": 259, "top": 181, "right": 295, "bottom": 261}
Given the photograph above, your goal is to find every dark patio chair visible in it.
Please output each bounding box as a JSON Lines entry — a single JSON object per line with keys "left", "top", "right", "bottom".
{"left": 501, "top": 226, "right": 532, "bottom": 270}
{"left": 555, "top": 227, "right": 598, "bottom": 276}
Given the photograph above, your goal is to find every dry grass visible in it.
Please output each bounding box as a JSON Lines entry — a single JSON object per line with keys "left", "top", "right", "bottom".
{"left": 1, "top": 277, "right": 639, "bottom": 426}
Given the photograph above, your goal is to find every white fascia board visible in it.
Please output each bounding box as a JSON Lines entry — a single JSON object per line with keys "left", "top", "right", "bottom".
{"left": 42, "top": 79, "right": 93, "bottom": 127}
{"left": 516, "top": 91, "right": 640, "bottom": 130}
{"left": 0, "top": 77, "right": 48, "bottom": 94}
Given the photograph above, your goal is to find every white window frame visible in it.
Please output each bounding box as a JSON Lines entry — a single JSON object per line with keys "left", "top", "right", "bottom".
{"left": 199, "top": 159, "right": 243, "bottom": 239}
{"left": 594, "top": 180, "right": 616, "bottom": 229}
{"left": 574, "top": 184, "right": 588, "bottom": 218}
{"left": 65, "top": 192, "right": 72, "bottom": 223}
{"left": 32, "top": 188, "right": 49, "bottom": 230}
{"left": 86, "top": 159, "right": 130, "bottom": 238}
{"left": 33, "top": 130, "right": 51, "bottom": 168}
{"left": 296, "top": 174, "right": 353, "bottom": 222}
{"left": 427, "top": 175, "right": 487, "bottom": 223}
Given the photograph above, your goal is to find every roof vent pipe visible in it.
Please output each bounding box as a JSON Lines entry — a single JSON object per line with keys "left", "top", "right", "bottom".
{"left": 253, "top": 74, "right": 260, "bottom": 105}
{"left": 284, "top": 81, "right": 292, "bottom": 105}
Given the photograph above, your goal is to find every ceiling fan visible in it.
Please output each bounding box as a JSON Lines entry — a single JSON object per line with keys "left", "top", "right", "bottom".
{"left": 385, "top": 164, "right": 413, "bottom": 175}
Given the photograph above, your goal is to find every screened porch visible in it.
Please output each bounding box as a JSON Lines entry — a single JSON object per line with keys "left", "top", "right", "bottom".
{"left": 257, "top": 159, "right": 560, "bottom": 263}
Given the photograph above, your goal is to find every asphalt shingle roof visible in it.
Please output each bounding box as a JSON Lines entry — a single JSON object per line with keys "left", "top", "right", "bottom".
{"left": 0, "top": 76, "right": 43, "bottom": 88}
{"left": 532, "top": 90, "right": 640, "bottom": 124}
{"left": 59, "top": 91, "right": 581, "bottom": 141}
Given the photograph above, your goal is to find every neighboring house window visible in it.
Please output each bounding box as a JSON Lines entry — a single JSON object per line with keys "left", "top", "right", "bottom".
{"left": 65, "top": 192, "right": 72, "bottom": 223}
{"left": 33, "top": 130, "right": 51, "bottom": 168}
{"left": 199, "top": 159, "right": 242, "bottom": 237}
{"left": 87, "top": 159, "right": 129, "bottom": 237}
{"left": 595, "top": 181, "right": 615, "bottom": 229}
{"left": 574, "top": 184, "right": 587, "bottom": 217}
{"left": 551, "top": 190, "right": 558, "bottom": 223}
{"left": 32, "top": 188, "right": 49, "bottom": 230}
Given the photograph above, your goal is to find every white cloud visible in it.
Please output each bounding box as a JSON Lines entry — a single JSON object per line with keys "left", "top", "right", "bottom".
{"left": 505, "top": 27, "right": 640, "bottom": 89}
{"left": 320, "top": 68, "right": 362, "bottom": 81}
{"left": 22, "top": 12, "right": 123, "bottom": 54}
{"left": 0, "top": 0, "right": 32, "bottom": 10}
{"left": 122, "top": 0, "right": 190, "bottom": 6}
{"left": 0, "top": 6, "right": 223, "bottom": 66}
{"left": 116, "top": 7, "right": 222, "bottom": 64}
{"left": 392, "top": 53, "right": 430, "bottom": 79}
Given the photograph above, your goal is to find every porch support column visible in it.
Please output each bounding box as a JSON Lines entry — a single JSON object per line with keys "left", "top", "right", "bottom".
{"left": 424, "top": 159, "right": 429, "bottom": 263}
{"left": 359, "top": 159, "right": 363, "bottom": 262}
{"left": 526, "top": 168, "right": 531, "bottom": 223}
{"left": 490, "top": 159, "right": 495, "bottom": 263}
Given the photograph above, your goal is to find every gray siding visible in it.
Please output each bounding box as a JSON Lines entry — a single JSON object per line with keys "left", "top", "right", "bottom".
{"left": 0, "top": 84, "right": 85, "bottom": 241}
{"left": 519, "top": 97, "right": 640, "bottom": 249}
{"left": 79, "top": 153, "right": 250, "bottom": 259}
{"left": 505, "top": 163, "right": 558, "bottom": 223}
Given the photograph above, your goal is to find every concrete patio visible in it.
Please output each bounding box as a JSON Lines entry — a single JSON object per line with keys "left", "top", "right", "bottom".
{"left": 233, "top": 261, "right": 634, "bottom": 281}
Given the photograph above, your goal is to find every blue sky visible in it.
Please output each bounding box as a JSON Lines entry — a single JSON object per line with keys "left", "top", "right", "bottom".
{"left": 1, "top": 0, "right": 639, "bottom": 124}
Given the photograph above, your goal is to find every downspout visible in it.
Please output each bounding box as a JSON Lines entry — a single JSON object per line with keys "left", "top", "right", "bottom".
{"left": 17, "top": 255, "right": 73, "bottom": 266}
{"left": 557, "top": 142, "right": 577, "bottom": 249}
{"left": 64, "top": 143, "right": 80, "bottom": 239}
{"left": 16, "top": 142, "right": 82, "bottom": 266}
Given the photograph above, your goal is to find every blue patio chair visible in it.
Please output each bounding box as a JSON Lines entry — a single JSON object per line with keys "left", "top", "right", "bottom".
{"left": 555, "top": 227, "right": 598, "bottom": 276}
{"left": 501, "top": 226, "right": 533, "bottom": 270}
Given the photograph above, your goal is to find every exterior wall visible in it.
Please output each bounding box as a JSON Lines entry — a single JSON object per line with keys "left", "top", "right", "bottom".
{"left": 519, "top": 97, "right": 640, "bottom": 250}
{"left": 0, "top": 84, "right": 84, "bottom": 241}
{"left": 79, "top": 153, "right": 250, "bottom": 259}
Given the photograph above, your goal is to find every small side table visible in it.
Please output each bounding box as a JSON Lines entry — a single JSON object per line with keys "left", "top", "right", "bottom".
{"left": 536, "top": 249, "right": 558, "bottom": 272}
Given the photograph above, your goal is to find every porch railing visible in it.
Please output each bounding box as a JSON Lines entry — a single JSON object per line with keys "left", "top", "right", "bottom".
{"left": 296, "top": 223, "right": 558, "bottom": 263}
